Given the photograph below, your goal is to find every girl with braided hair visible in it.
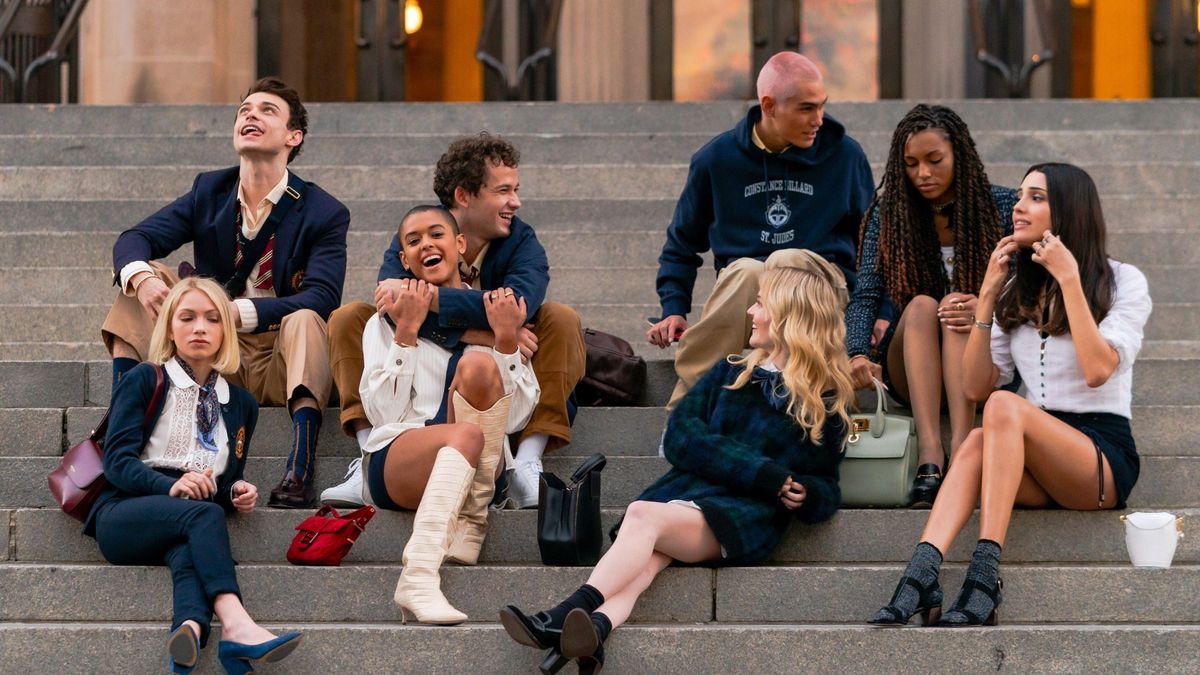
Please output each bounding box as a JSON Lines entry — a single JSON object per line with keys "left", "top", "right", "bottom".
{"left": 845, "top": 104, "right": 1016, "bottom": 506}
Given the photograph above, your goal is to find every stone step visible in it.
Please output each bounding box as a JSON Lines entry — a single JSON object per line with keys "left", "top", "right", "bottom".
{"left": 0, "top": 399, "right": 1178, "bottom": 460}
{"left": 2, "top": 454, "right": 1198, "bottom": 509}
{"left": 10, "top": 507, "right": 1196, "bottom": 565}
{"left": 4, "top": 262, "right": 1198, "bottom": 307}
{"left": 6, "top": 129, "right": 1200, "bottom": 167}
{"left": 0, "top": 622, "right": 1196, "bottom": 673}
{"left": 3, "top": 195, "right": 1197, "bottom": 234}
{"left": 2, "top": 163, "right": 1200, "bottom": 201}
{"left": 2, "top": 228, "right": 1192, "bottom": 270}
{"left": 0, "top": 348, "right": 1196, "bottom": 410}
{"left": 5, "top": 100, "right": 1200, "bottom": 135}
{"left": 0, "top": 562, "right": 1195, "bottom": 626}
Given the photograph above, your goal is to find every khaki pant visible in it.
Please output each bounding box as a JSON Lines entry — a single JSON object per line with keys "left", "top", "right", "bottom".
{"left": 101, "top": 261, "right": 333, "bottom": 409}
{"left": 329, "top": 300, "right": 586, "bottom": 452}
{"left": 667, "top": 248, "right": 848, "bottom": 408}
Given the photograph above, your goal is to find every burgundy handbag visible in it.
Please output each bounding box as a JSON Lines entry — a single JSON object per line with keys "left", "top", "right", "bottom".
{"left": 48, "top": 366, "right": 165, "bottom": 522}
{"left": 287, "top": 504, "right": 377, "bottom": 566}
{"left": 575, "top": 329, "right": 647, "bottom": 406}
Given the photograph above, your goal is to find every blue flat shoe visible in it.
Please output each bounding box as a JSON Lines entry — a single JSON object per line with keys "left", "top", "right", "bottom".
{"left": 217, "top": 632, "right": 303, "bottom": 675}
{"left": 167, "top": 624, "right": 199, "bottom": 674}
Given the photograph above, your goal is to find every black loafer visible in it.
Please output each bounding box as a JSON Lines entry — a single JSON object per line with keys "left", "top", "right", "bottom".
{"left": 909, "top": 463, "right": 943, "bottom": 508}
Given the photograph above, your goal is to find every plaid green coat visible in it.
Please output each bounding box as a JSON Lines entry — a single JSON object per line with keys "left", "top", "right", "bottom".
{"left": 633, "top": 359, "right": 846, "bottom": 564}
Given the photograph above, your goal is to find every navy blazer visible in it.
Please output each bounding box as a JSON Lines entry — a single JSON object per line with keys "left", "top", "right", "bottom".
{"left": 111, "top": 167, "right": 351, "bottom": 333}
{"left": 378, "top": 215, "right": 550, "bottom": 347}
{"left": 83, "top": 362, "right": 259, "bottom": 537}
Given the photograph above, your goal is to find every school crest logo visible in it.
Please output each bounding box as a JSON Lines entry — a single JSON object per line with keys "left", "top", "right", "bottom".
{"left": 766, "top": 195, "right": 791, "bottom": 228}
{"left": 234, "top": 427, "right": 246, "bottom": 460}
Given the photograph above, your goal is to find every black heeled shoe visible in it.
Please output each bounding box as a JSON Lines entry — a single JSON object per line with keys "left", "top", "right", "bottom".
{"left": 869, "top": 574, "right": 944, "bottom": 627}
{"left": 937, "top": 577, "right": 1003, "bottom": 627}
{"left": 539, "top": 648, "right": 569, "bottom": 675}
{"left": 499, "top": 605, "right": 561, "bottom": 650}
{"left": 560, "top": 608, "right": 605, "bottom": 675}
{"left": 909, "top": 463, "right": 943, "bottom": 508}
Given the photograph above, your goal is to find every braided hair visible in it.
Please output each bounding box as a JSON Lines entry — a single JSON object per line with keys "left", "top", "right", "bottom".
{"left": 865, "top": 105, "right": 1003, "bottom": 307}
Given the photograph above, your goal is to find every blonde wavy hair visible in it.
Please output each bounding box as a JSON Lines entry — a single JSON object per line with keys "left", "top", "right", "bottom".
{"left": 727, "top": 265, "right": 855, "bottom": 444}
{"left": 148, "top": 277, "right": 241, "bottom": 374}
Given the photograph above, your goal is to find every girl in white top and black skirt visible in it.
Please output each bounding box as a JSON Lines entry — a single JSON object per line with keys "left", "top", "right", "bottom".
{"left": 871, "top": 162, "right": 1152, "bottom": 627}
{"left": 358, "top": 205, "right": 539, "bottom": 625}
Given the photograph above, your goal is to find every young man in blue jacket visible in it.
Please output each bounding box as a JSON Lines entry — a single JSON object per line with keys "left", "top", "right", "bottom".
{"left": 102, "top": 77, "right": 350, "bottom": 508}
{"left": 323, "top": 134, "right": 586, "bottom": 510}
{"left": 647, "top": 52, "right": 874, "bottom": 408}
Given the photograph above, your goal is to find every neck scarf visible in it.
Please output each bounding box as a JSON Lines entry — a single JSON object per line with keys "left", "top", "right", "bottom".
{"left": 175, "top": 357, "right": 220, "bottom": 453}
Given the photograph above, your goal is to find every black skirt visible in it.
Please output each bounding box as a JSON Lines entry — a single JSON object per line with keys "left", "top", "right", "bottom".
{"left": 1047, "top": 410, "right": 1139, "bottom": 509}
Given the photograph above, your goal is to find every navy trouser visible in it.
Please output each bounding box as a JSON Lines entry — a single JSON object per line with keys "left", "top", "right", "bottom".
{"left": 94, "top": 495, "right": 241, "bottom": 646}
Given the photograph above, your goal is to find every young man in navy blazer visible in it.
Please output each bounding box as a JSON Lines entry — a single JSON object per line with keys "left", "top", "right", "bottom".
{"left": 323, "top": 134, "right": 586, "bottom": 509}
{"left": 102, "top": 77, "right": 351, "bottom": 509}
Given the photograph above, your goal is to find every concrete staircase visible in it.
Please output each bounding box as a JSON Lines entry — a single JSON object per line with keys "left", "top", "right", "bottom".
{"left": 1, "top": 100, "right": 1198, "bottom": 673}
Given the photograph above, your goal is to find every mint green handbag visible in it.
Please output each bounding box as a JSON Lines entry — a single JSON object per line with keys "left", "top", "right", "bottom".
{"left": 838, "top": 379, "right": 918, "bottom": 507}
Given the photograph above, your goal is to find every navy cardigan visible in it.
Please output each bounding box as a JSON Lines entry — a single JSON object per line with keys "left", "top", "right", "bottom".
{"left": 83, "top": 363, "right": 259, "bottom": 537}
{"left": 633, "top": 360, "right": 847, "bottom": 564}
{"left": 378, "top": 215, "right": 550, "bottom": 347}
{"left": 111, "top": 167, "right": 351, "bottom": 333}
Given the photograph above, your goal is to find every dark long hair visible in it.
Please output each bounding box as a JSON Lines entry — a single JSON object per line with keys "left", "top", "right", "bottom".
{"left": 864, "top": 104, "right": 1002, "bottom": 307}
{"left": 994, "top": 163, "right": 1115, "bottom": 335}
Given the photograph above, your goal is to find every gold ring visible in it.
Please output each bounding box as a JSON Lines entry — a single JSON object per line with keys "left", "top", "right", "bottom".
{"left": 504, "top": 290, "right": 514, "bottom": 297}
{"left": 955, "top": 302, "right": 965, "bottom": 312}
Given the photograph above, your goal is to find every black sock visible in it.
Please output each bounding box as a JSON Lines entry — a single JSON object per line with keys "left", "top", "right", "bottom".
{"left": 942, "top": 539, "right": 1003, "bottom": 624}
{"left": 112, "top": 357, "right": 138, "bottom": 391}
{"left": 591, "top": 612, "right": 612, "bottom": 644}
{"left": 289, "top": 407, "right": 322, "bottom": 481}
{"left": 871, "top": 541, "right": 943, "bottom": 622}
{"left": 536, "top": 584, "right": 605, "bottom": 630}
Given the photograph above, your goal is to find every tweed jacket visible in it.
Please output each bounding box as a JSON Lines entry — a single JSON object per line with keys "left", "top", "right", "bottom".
{"left": 634, "top": 360, "right": 846, "bottom": 564}
{"left": 83, "top": 362, "right": 258, "bottom": 537}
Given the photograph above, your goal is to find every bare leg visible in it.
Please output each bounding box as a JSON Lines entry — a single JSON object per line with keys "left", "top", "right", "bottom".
{"left": 446, "top": 351, "right": 506, "bottom": 480}
{"left": 382, "top": 424, "right": 484, "bottom": 509}
{"left": 585, "top": 502, "right": 721, "bottom": 603}
{"left": 593, "top": 552, "right": 672, "bottom": 629}
{"left": 212, "top": 593, "right": 275, "bottom": 645}
{"left": 888, "top": 296, "right": 945, "bottom": 467}
{"left": 977, "top": 391, "right": 1116, "bottom": 546}
{"left": 939, "top": 320, "right": 976, "bottom": 458}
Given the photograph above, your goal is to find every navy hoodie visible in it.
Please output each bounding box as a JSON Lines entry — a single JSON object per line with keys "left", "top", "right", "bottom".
{"left": 656, "top": 105, "right": 874, "bottom": 318}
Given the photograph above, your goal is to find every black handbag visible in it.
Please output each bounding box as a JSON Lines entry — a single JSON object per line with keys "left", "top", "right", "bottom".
{"left": 537, "top": 453, "right": 606, "bottom": 566}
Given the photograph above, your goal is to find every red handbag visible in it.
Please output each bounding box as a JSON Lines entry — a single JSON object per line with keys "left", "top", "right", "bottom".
{"left": 48, "top": 366, "right": 165, "bottom": 522}
{"left": 287, "top": 504, "right": 377, "bottom": 566}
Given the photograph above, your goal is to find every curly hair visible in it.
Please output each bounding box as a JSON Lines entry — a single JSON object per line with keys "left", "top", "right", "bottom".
{"left": 866, "top": 104, "right": 1003, "bottom": 307}
{"left": 726, "top": 266, "right": 855, "bottom": 444}
{"left": 242, "top": 77, "right": 307, "bottom": 163}
{"left": 433, "top": 133, "right": 521, "bottom": 209}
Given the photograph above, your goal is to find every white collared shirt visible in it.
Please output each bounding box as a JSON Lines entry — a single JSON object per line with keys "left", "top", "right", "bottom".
{"left": 991, "top": 260, "right": 1151, "bottom": 418}
{"left": 140, "top": 359, "right": 231, "bottom": 480}
{"left": 359, "top": 313, "right": 540, "bottom": 462}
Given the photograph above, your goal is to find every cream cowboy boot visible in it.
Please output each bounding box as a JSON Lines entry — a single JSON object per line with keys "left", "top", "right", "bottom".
{"left": 446, "top": 391, "right": 513, "bottom": 565}
{"left": 393, "top": 447, "right": 473, "bottom": 625}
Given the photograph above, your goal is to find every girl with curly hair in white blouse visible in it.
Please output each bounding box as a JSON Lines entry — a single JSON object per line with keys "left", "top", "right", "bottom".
{"left": 359, "top": 206, "right": 539, "bottom": 625}
{"left": 871, "top": 163, "right": 1151, "bottom": 627}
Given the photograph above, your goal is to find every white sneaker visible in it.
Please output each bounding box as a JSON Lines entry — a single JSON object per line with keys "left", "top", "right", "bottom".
{"left": 320, "top": 457, "right": 365, "bottom": 507}
{"left": 506, "top": 459, "right": 543, "bottom": 510}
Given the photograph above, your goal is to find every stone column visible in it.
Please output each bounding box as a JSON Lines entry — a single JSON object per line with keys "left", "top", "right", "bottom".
{"left": 78, "top": 0, "right": 256, "bottom": 104}
{"left": 557, "top": 0, "right": 650, "bottom": 101}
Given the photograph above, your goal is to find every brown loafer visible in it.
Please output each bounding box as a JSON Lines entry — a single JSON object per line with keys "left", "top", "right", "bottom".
{"left": 268, "top": 470, "right": 316, "bottom": 509}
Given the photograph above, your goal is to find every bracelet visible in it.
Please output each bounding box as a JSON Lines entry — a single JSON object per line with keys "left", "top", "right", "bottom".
{"left": 393, "top": 339, "right": 416, "bottom": 348}
{"left": 973, "top": 319, "right": 994, "bottom": 330}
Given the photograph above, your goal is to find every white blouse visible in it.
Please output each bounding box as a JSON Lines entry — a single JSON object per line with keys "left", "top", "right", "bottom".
{"left": 141, "top": 359, "right": 231, "bottom": 479}
{"left": 991, "top": 260, "right": 1152, "bottom": 418}
{"left": 359, "top": 313, "right": 541, "bottom": 460}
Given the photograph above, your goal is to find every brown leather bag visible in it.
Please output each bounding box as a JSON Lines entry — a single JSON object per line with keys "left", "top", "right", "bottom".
{"left": 575, "top": 329, "right": 646, "bottom": 406}
{"left": 48, "top": 366, "right": 165, "bottom": 522}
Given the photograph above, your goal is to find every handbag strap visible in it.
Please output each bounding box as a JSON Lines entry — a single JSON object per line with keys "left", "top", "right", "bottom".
{"left": 867, "top": 377, "right": 888, "bottom": 439}
{"left": 569, "top": 453, "right": 607, "bottom": 484}
{"left": 91, "top": 364, "right": 167, "bottom": 443}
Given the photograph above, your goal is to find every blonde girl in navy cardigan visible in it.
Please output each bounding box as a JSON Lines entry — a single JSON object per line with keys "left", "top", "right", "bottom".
{"left": 84, "top": 278, "right": 301, "bottom": 674}
{"left": 501, "top": 263, "right": 856, "bottom": 674}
